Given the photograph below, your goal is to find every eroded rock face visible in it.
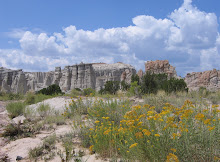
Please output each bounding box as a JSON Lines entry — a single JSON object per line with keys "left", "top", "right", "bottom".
{"left": 93, "top": 62, "right": 136, "bottom": 91}
{"left": 0, "top": 62, "right": 136, "bottom": 93}
{"left": 145, "top": 60, "right": 177, "bottom": 79}
{"left": 185, "top": 69, "right": 220, "bottom": 91}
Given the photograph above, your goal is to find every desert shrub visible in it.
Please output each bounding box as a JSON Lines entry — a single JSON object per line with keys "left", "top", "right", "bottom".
{"left": 37, "top": 84, "right": 63, "bottom": 95}
{"left": 6, "top": 102, "right": 26, "bottom": 118}
{"left": 1, "top": 123, "right": 23, "bottom": 138}
{"left": 8, "top": 93, "right": 23, "bottom": 100}
{"left": 83, "top": 100, "right": 219, "bottom": 161}
{"left": 128, "top": 81, "right": 142, "bottom": 96}
{"left": 37, "top": 104, "right": 51, "bottom": 118}
{"left": 70, "top": 89, "right": 82, "bottom": 98}
{"left": 1, "top": 122, "right": 38, "bottom": 139}
{"left": 83, "top": 88, "right": 95, "bottom": 96}
{"left": 63, "top": 97, "right": 92, "bottom": 119}
{"left": 25, "top": 92, "right": 36, "bottom": 104}
{"left": 58, "top": 134, "right": 75, "bottom": 162}
{"left": 43, "top": 115, "right": 66, "bottom": 126}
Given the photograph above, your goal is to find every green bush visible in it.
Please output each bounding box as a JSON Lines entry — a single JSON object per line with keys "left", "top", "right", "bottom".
{"left": 83, "top": 88, "right": 95, "bottom": 96}
{"left": 141, "top": 73, "right": 188, "bottom": 94}
{"left": 70, "top": 89, "right": 82, "bottom": 98}
{"left": 25, "top": 92, "right": 36, "bottom": 104}
{"left": 121, "top": 80, "right": 130, "bottom": 91}
{"left": 102, "top": 81, "right": 120, "bottom": 94}
{"left": 141, "top": 72, "right": 158, "bottom": 94}
{"left": 37, "top": 84, "right": 63, "bottom": 95}
{"left": 6, "top": 102, "right": 26, "bottom": 119}
{"left": 131, "top": 74, "right": 140, "bottom": 85}
{"left": 129, "top": 81, "right": 141, "bottom": 96}
{"left": 163, "top": 78, "right": 188, "bottom": 93}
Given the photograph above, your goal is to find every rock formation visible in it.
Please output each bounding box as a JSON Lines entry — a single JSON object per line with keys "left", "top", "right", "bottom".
{"left": 137, "top": 70, "right": 144, "bottom": 78}
{"left": 185, "top": 69, "right": 220, "bottom": 91}
{"left": 145, "top": 60, "right": 177, "bottom": 79}
{"left": 0, "top": 62, "right": 136, "bottom": 94}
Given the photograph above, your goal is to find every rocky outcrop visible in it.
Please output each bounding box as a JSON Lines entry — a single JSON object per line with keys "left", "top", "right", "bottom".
{"left": 137, "top": 70, "right": 144, "bottom": 78}
{"left": 0, "top": 62, "right": 136, "bottom": 94}
{"left": 145, "top": 60, "right": 177, "bottom": 79}
{"left": 185, "top": 69, "right": 220, "bottom": 91}
{"left": 93, "top": 62, "right": 136, "bottom": 91}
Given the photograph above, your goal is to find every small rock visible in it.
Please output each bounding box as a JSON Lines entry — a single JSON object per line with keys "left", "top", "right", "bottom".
{"left": 16, "top": 156, "right": 23, "bottom": 161}
{"left": 12, "top": 115, "right": 26, "bottom": 124}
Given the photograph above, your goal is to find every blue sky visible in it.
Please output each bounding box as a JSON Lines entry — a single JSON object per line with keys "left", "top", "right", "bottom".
{"left": 0, "top": 0, "right": 220, "bottom": 76}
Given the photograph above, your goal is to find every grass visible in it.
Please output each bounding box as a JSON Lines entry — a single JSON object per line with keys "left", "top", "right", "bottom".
{"left": 0, "top": 92, "right": 24, "bottom": 101}
{"left": 6, "top": 102, "right": 26, "bottom": 119}
{"left": 37, "top": 103, "right": 51, "bottom": 118}
{"left": 25, "top": 92, "right": 59, "bottom": 105}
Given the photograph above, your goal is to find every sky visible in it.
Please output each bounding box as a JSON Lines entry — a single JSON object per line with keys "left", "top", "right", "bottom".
{"left": 0, "top": 0, "right": 220, "bottom": 76}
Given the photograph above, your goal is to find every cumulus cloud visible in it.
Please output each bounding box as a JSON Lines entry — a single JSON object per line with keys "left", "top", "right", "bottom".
{"left": 0, "top": 0, "right": 220, "bottom": 76}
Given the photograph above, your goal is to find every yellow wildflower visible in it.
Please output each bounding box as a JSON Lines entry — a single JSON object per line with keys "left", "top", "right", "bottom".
{"left": 195, "top": 113, "right": 205, "bottom": 120}
{"left": 170, "top": 148, "right": 176, "bottom": 152}
{"left": 137, "top": 122, "right": 143, "bottom": 126}
{"left": 129, "top": 143, "right": 138, "bottom": 149}
{"left": 89, "top": 145, "right": 94, "bottom": 154}
{"left": 135, "top": 132, "right": 143, "bottom": 139}
{"left": 142, "top": 129, "right": 151, "bottom": 136}
{"left": 208, "top": 126, "right": 215, "bottom": 131}
{"left": 204, "top": 119, "right": 211, "bottom": 125}
{"left": 155, "top": 134, "right": 160, "bottom": 137}
{"left": 166, "top": 153, "right": 179, "bottom": 162}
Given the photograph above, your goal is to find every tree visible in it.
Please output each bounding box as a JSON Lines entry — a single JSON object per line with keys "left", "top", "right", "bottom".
{"left": 103, "top": 81, "right": 120, "bottom": 94}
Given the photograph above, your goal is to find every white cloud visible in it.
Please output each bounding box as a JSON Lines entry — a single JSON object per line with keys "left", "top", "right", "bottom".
{"left": 0, "top": 0, "right": 220, "bottom": 76}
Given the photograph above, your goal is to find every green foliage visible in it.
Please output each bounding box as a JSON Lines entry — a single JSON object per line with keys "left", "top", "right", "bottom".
{"left": 121, "top": 80, "right": 130, "bottom": 91}
{"left": 141, "top": 72, "right": 158, "bottom": 94}
{"left": 70, "top": 89, "right": 82, "bottom": 98}
{"left": 6, "top": 102, "right": 26, "bottom": 118}
{"left": 0, "top": 92, "right": 24, "bottom": 101}
{"left": 163, "top": 78, "right": 188, "bottom": 93}
{"left": 37, "top": 84, "right": 63, "bottom": 95}
{"left": 25, "top": 92, "right": 36, "bottom": 104}
{"left": 1, "top": 122, "right": 39, "bottom": 140}
{"left": 25, "top": 92, "right": 55, "bottom": 105}
{"left": 129, "top": 81, "right": 141, "bottom": 96}
{"left": 102, "top": 81, "right": 120, "bottom": 94}
{"left": 83, "top": 88, "right": 95, "bottom": 96}
{"left": 141, "top": 73, "right": 188, "bottom": 94}
{"left": 131, "top": 74, "right": 140, "bottom": 85}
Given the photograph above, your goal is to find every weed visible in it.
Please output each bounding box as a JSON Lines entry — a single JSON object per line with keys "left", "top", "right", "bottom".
{"left": 37, "top": 104, "right": 51, "bottom": 118}
{"left": 6, "top": 102, "right": 26, "bottom": 118}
